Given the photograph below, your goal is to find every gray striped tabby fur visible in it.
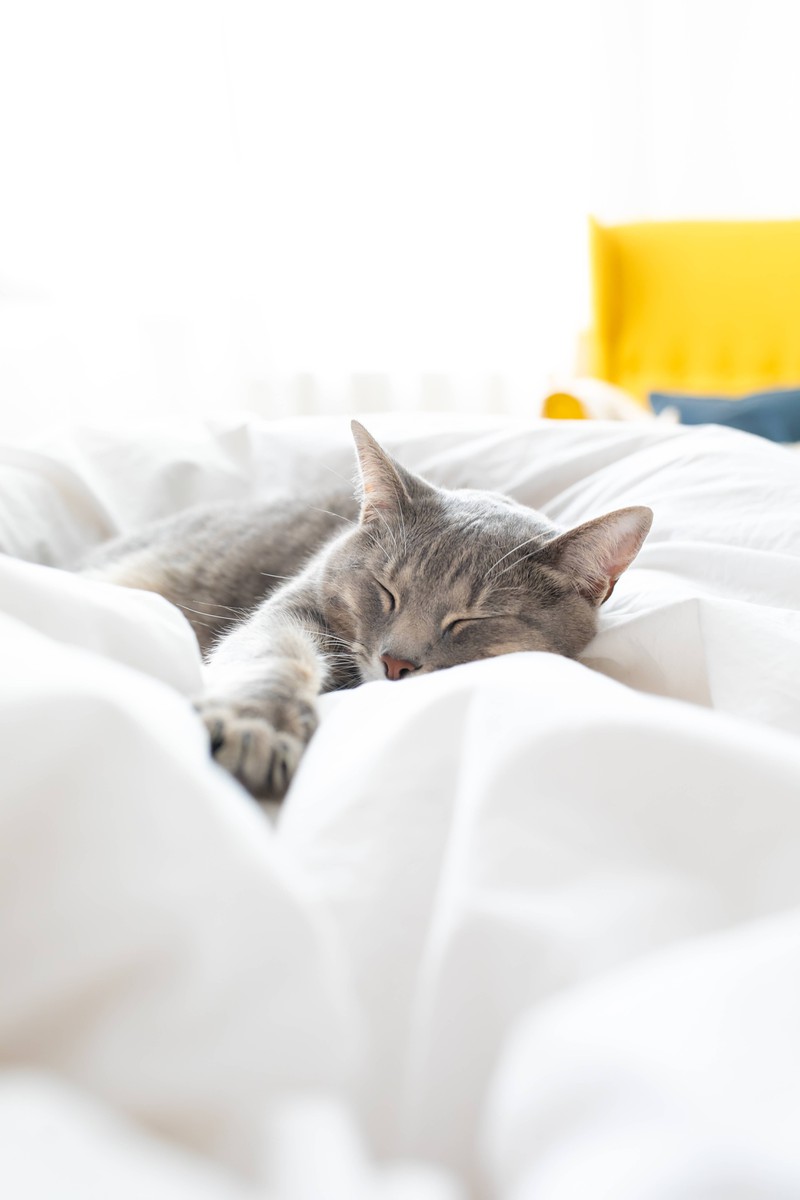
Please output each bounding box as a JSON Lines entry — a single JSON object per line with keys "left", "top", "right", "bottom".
{"left": 84, "top": 422, "right": 652, "bottom": 800}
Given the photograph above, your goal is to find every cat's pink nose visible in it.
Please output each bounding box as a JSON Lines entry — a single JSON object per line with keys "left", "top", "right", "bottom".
{"left": 380, "top": 654, "right": 419, "bottom": 681}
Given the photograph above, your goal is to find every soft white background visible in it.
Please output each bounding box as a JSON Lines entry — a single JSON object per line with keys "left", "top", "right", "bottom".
{"left": 1, "top": 0, "right": 800, "bottom": 428}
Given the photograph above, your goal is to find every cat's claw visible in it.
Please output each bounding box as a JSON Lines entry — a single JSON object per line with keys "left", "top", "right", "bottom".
{"left": 196, "top": 702, "right": 312, "bottom": 801}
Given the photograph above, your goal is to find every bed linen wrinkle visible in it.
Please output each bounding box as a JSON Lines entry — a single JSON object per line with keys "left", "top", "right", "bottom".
{"left": 1, "top": 413, "right": 800, "bottom": 1198}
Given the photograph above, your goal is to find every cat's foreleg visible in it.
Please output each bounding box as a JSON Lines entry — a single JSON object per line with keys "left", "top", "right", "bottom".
{"left": 195, "top": 602, "right": 329, "bottom": 801}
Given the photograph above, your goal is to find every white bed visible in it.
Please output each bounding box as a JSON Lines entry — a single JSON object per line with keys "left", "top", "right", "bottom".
{"left": 2, "top": 412, "right": 800, "bottom": 1199}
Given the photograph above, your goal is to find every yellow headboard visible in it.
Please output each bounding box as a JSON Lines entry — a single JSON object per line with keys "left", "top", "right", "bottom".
{"left": 588, "top": 217, "right": 800, "bottom": 403}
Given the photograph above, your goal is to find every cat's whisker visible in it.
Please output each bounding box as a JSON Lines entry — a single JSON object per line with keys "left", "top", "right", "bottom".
{"left": 179, "top": 614, "right": 218, "bottom": 630}
{"left": 492, "top": 552, "right": 539, "bottom": 581}
{"left": 260, "top": 571, "right": 294, "bottom": 580}
{"left": 292, "top": 625, "right": 358, "bottom": 657}
{"left": 371, "top": 504, "right": 401, "bottom": 556}
{"left": 487, "top": 534, "right": 544, "bottom": 575}
{"left": 306, "top": 505, "right": 354, "bottom": 525}
{"left": 292, "top": 622, "right": 349, "bottom": 644}
{"left": 185, "top": 599, "right": 249, "bottom": 614}
{"left": 362, "top": 527, "right": 391, "bottom": 564}
{"left": 385, "top": 477, "right": 408, "bottom": 551}
{"left": 177, "top": 602, "right": 240, "bottom": 623}
{"left": 321, "top": 462, "right": 358, "bottom": 488}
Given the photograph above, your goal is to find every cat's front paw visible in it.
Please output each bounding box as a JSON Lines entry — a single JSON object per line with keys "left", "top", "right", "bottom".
{"left": 195, "top": 697, "right": 317, "bottom": 801}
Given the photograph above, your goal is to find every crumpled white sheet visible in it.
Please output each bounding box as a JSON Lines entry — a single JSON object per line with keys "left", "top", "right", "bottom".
{"left": 2, "top": 412, "right": 800, "bottom": 1198}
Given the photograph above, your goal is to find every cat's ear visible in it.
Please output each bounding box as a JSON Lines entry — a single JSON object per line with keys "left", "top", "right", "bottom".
{"left": 350, "top": 420, "right": 431, "bottom": 524}
{"left": 537, "top": 506, "right": 653, "bottom": 605}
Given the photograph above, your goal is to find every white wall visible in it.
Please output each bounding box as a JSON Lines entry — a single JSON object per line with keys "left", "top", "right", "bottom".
{"left": 0, "top": 0, "right": 798, "bottom": 431}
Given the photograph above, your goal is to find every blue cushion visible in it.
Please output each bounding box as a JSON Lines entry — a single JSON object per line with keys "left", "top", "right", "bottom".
{"left": 649, "top": 387, "right": 800, "bottom": 443}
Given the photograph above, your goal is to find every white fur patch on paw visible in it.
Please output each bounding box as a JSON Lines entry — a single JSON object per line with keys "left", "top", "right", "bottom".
{"left": 198, "top": 705, "right": 305, "bottom": 801}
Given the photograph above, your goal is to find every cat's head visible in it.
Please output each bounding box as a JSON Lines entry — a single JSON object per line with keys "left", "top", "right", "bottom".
{"left": 320, "top": 421, "right": 652, "bottom": 683}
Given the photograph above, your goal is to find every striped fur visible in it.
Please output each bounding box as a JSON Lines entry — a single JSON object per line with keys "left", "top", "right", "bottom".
{"left": 83, "top": 423, "right": 652, "bottom": 799}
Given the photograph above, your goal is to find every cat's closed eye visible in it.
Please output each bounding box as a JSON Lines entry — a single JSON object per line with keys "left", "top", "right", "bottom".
{"left": 444, "top": 617, "right": 467, "bottom": 635}
{"left": 443, "top": 614, "right": 501, "bottom": 637}
{"left": 375, "top": 580, "right": 397, "bottom": 613}
{"left": 443, "top": 616, "right": 481, "bottom": 636}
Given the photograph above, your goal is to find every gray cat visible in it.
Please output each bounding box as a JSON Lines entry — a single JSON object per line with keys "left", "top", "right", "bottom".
{"left": 84, "top": 422, "right": 652, "bottom": 800}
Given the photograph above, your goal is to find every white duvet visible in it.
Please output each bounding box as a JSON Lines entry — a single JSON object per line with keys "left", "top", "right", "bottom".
{"left": 2, "top": 413, "right": 800, "bottom": 1199}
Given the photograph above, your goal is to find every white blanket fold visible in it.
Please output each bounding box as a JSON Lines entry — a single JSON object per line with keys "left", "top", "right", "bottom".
{"left": 2, "top": 413, "right": 799, "bottom": 1198}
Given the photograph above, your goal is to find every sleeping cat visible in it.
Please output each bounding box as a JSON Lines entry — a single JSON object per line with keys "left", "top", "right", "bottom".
{"left": 84, "top": 422, "right": 652, "bottom": 800}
